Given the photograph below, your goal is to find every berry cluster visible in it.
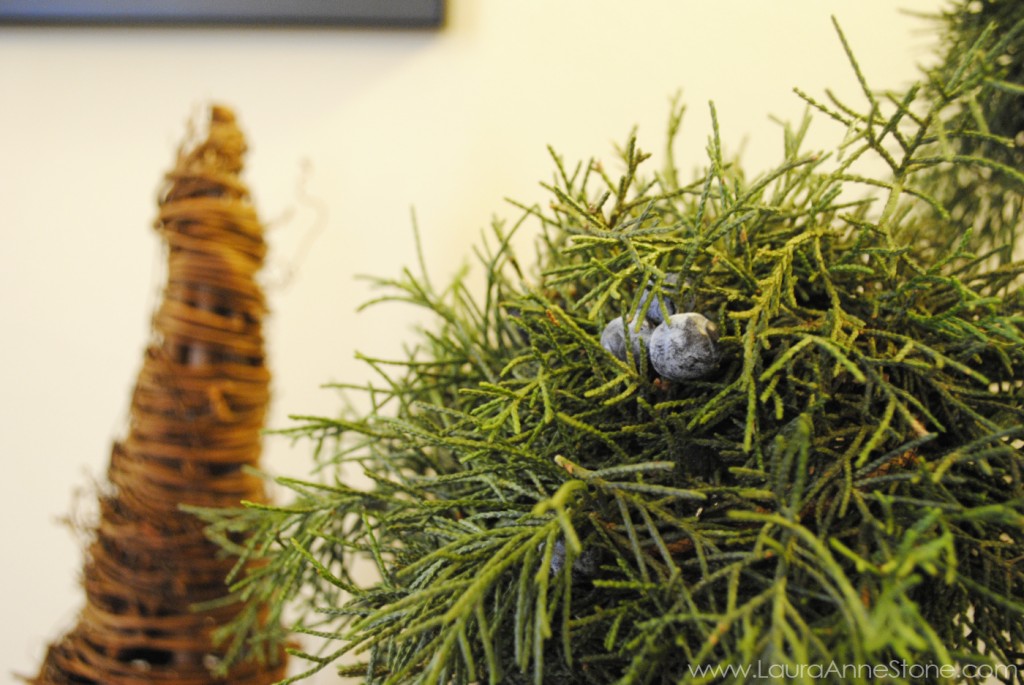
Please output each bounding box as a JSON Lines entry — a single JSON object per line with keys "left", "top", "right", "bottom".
{"left": 599, "top": 279, "right": 719, "bottom": 382}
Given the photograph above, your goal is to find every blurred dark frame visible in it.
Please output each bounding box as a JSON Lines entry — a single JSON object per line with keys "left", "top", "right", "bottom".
{"left": 0, "top": 0, "right": 444, "bottom": 27}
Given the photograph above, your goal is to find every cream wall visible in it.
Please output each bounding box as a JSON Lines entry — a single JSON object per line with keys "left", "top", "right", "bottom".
{"left": 1, "top": 1, "right": 942, "bottom": 680}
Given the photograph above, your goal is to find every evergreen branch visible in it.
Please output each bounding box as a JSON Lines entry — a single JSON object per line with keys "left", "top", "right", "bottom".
{"left": 201, "top": 5, "right": 1024, "bottom": 682}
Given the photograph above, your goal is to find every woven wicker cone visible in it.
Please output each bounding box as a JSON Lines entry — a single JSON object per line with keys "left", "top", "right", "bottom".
{"left": 33, "top": 105, "right": 286, "bottom": 684}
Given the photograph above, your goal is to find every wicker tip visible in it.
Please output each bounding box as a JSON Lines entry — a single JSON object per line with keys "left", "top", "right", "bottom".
{"left": 210, "top": 104, "right": 236, "bottom": 124}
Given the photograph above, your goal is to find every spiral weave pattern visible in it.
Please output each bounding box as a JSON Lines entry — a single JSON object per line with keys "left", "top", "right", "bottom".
{"left": 33, "top": 105, "right": 285, "bottom": 684}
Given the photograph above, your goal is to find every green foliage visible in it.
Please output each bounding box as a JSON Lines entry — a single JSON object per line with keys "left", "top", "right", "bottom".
{"left": 192, "top": 6, "right": 1024, "bottom": 684}
{"left": 919, "top": 0, "right": 1024, "bottom": 261}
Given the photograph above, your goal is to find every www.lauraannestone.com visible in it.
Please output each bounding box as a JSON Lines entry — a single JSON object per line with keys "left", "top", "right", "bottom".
{"left": 687, "top": 660, "right": 1017, "bottom": 681}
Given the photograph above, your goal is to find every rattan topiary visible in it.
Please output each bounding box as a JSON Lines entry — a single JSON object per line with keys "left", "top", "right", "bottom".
{"left": 32, "top": 105, "right": 286, "bottom": 685}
